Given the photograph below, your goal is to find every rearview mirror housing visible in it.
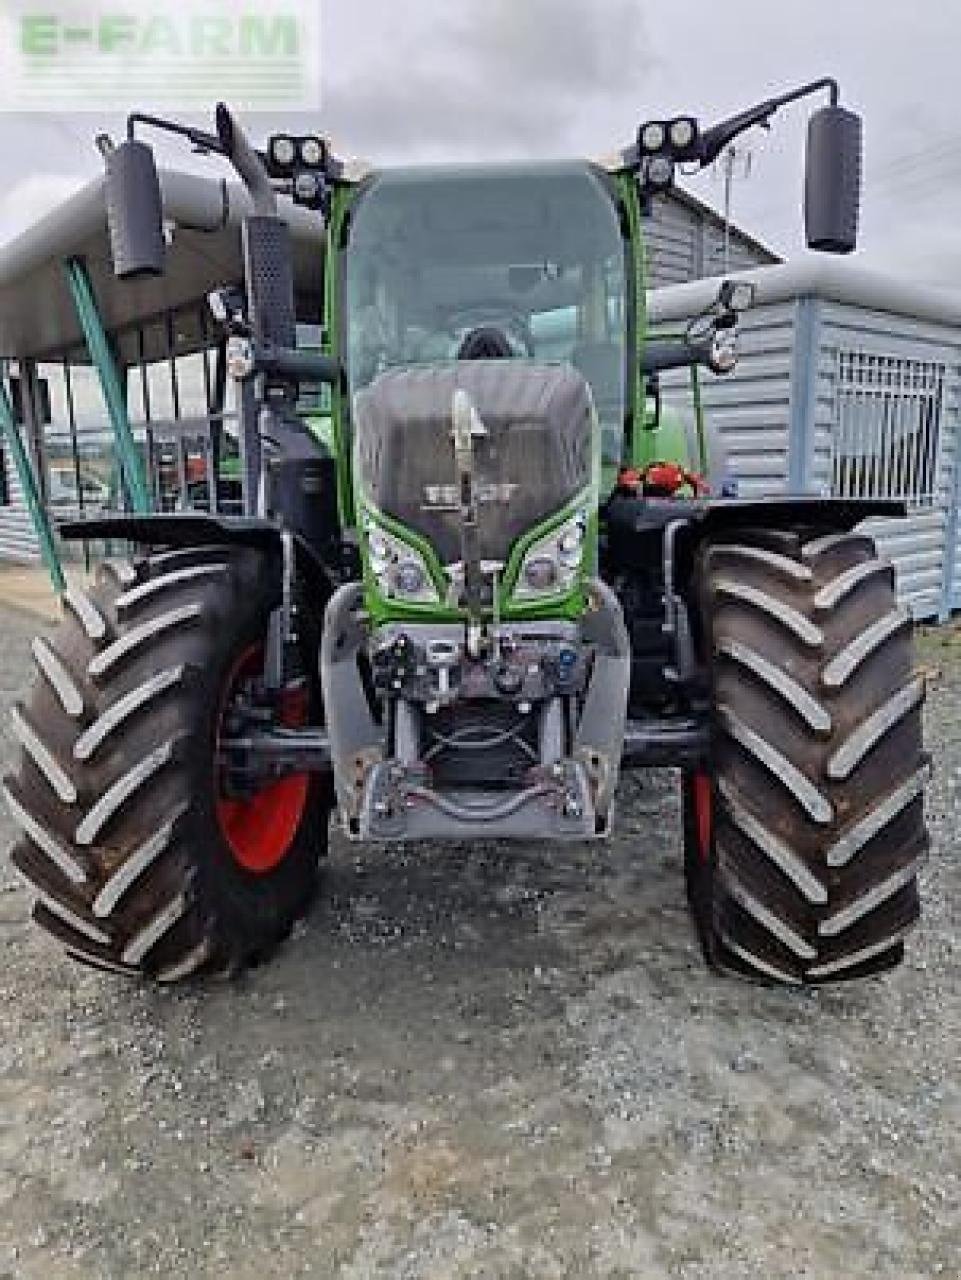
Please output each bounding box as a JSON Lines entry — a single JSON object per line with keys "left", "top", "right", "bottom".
{"left": 105, "top": 139, "right": 165, "bottom": 278}
{"left": 805, "top": 105, "right": 862, "bottom": 254}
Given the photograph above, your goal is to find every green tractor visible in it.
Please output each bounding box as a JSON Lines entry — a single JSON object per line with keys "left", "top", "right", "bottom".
{"left": 3, "top": 79, "right": 928, "bottom": 986}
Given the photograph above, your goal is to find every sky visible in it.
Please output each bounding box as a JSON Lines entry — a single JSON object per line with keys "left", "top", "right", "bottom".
{"left": 0, "top": 0, "right": 958, "bottom": 285}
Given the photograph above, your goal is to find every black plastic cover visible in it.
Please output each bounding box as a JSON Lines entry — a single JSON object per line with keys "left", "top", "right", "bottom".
{"left": 105, "top": 140, "right": 165, "bottom": 279}
{"left": 353, "top": 361, "right": 594, "bottom": 564}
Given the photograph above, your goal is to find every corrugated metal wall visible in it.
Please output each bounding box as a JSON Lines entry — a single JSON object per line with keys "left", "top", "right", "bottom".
{"left": 646, "top": 199, "right": 699, "bottom": 286}
{"left": 812, "top": 304, "right": 961, "bottom": 620}
{"left": 645, "top": 195, "right": 774, "bottom": 290}
{"left": 654, "top": 280, "right": 961, "bottom": 622}
{"left": 694, "top": 302, "right": 797, "bottom": 498}
{"left": 653, "top": 302, "right": 796, "bottom": 498}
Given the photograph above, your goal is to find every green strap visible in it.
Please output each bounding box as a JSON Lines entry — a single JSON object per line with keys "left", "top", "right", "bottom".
{"left": 0, "top": 375, "right": 66, "bottom": 594}
{"left": 64, "top": 257, "right": 151, "bottom": 515}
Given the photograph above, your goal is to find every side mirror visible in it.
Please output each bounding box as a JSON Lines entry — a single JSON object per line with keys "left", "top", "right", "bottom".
{"left": 805, "top": 105, "right": 862, "bottom": 254}
{"left": 105, "top": 139, "right": 165, "bottom": 278}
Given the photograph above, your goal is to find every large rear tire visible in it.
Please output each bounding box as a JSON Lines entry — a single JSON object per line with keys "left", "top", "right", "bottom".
{"left": 2, "top": 545, "right": 330, "bottom": 982}
{"left": 684, "top": 530, "right": 928, "bottom": 986}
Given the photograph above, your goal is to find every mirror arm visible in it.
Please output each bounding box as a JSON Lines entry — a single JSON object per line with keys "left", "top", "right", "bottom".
{"left": 696, "top": 76, "right": 840, "bottom": 168}
{"left": 254, "top": 344, "right": 342, "bottom": 386}
{"left": 126, "top": 111, "right": 224, "bottom": 156}
{"left": 641, "top": 337, "right": 714, "bottom": 375}
{"left": 125, "top": 106, "right": 277, "bottom": 216}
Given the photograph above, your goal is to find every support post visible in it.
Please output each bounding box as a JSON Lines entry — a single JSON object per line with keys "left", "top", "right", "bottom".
{"left": 939, "top": 375, "right": 961, "bottom": 622}
{"left": 787, "top": 296, "right": 822, "bottom": 494}
{"left": 0, "top": 372, "right": 65, "bottom": 594}
{"left": 63, "top": 256, "right": 152, "bottom": 514}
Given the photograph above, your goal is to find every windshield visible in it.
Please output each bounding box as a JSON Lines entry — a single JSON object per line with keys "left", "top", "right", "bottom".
{"left": 345, "top": 163, "right": 628, "bottom": 463}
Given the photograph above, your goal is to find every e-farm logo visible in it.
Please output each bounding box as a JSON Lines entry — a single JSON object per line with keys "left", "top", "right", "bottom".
{"left": 0, "top": 1, "right": 321, "bottom": 110}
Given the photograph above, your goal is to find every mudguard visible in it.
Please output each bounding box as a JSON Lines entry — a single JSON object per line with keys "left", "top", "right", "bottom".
{"left": 604, "top": 494, "right": 906, "bottom": 574}
{"left": 57, "top": 512, "right": 339, "bottom": 599}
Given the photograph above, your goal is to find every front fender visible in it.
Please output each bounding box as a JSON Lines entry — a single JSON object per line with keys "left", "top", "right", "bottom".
{"left": 58, "top": 512, "right": 339, "bottom": 601}
{"left": 604, "top": 493, "right": 905, "bottom": 573}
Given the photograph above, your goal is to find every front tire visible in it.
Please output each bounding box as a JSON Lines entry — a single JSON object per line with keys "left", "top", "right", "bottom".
{"left": 684, "top": 530, "right": 928, "bottom": 986}
{"left": 3, "top": 545, "right": 329, "bottom": 982}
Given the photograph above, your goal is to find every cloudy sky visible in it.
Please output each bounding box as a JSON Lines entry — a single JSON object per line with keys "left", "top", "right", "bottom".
{"left": 0, "top": 0, "right": 957, "bottom": 284}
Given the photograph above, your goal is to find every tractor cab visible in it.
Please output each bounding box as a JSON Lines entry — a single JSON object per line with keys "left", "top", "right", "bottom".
{"left": 342, "top": 163, "right": 629, "bottom": 481}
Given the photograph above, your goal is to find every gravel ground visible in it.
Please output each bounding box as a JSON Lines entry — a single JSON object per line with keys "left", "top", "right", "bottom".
{"left": 0, "top": 602, "right": 958, "bottom": 1279}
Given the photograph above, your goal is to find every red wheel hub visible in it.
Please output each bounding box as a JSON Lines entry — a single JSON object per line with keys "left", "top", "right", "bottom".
{"left": 215, "top": 646, "right": 310, "bottom": 874}
{"left": 691, "top": 771, "right": 713, "bottom": 864}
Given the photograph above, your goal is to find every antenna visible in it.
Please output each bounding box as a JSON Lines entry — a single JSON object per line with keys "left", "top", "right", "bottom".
{"left": 713, "top": 145, "right": 753, "bottom": 273}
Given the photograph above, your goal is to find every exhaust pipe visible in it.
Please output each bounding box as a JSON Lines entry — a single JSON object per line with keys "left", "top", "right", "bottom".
{"left": 214, "top": 102, "right": 277, "bottom": 217}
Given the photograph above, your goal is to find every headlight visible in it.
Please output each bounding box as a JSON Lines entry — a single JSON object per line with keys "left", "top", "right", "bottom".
{"left": 365, "top": 520, "right": 440, "bottom": 605}
{"left": 513, "top": 510, "right": 588, "bottom": 602}
{"left": 523, "top": 556, "right": 559, "bottom": 593}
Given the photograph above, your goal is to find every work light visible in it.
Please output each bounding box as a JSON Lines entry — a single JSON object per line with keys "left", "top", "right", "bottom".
{"left": 669, "top": 117, "right": 697, "bottom": 151}
{"left": 645, "top": 155, "right": 675, "bottom": 189}
{"left": 640, "top": 121, "right": 667, "bottom": 153}
{"left": 294, "top": 171, "right": 322, "bottom": 202}
{"left": 298, "top": 136, "right": 325, "bottom": 167}
{"left": 727, "top": 282, "right": 757, "bottom": 312}
{"left": 268, "top": 135, "right": 296, "bottom": 169}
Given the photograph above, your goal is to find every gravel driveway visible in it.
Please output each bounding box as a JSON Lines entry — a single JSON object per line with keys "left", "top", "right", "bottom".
{"left": 0, "top": 602, "right": 957, "bottom": 1279}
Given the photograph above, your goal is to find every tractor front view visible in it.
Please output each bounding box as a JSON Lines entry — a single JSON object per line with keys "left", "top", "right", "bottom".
{"left": 3, "top": 80, "right": 928, "bottom": 986}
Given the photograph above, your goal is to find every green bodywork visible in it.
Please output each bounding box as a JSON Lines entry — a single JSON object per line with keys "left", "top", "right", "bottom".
{"left": 308, "top": 162, "right": 705, "bottom": 625}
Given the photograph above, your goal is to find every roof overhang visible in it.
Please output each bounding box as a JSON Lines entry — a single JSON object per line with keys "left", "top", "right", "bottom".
{"left": 0, "top": 168, "right": 326, "bottom": 360}
{"left": 648, "top": 255, "right": 961, "bottom": 327}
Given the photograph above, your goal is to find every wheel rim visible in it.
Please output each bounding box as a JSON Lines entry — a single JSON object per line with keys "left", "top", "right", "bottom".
{"left": 215, "top": 646, "right": 310, "bottom": 875}
{"left": 691, "top": 771, "right": 713, "bottom": 864}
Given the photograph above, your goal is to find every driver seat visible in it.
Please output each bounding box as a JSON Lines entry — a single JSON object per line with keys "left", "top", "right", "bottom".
{"left": 457, "top": 326, "right": 515, "bottom": 360}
